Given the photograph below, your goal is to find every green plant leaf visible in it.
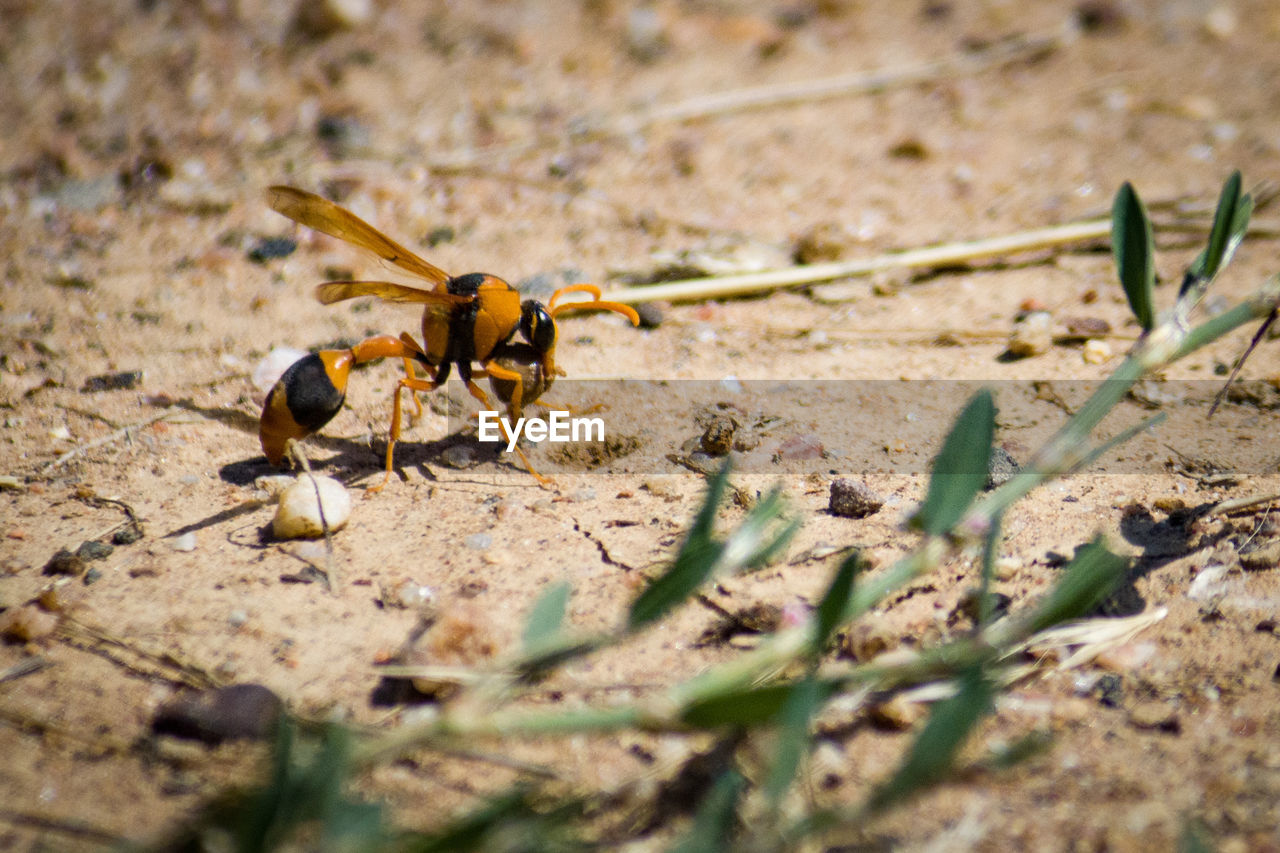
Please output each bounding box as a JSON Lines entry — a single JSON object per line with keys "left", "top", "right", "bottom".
{"left": 627, "top": 461, "right": 730, "bottom": 631}
{"left": 912, "top": 389, "right": 996, "bottom": 536}
{"left": 682, "top": 681, "right": 839, "bottom": 729}
{"left": 1111, "top": 181, "right": 1156, "bottom": 331}
{"left": 1191, "top": 170, "right": 1245, "bottom": 284}
{"left": 523, "top": 581, "right": 572, "bottom": 654}
{"left": 1029, "top": 537, "right": 1127, "bottom": 632}
{"left": 865, "top": 667, "right": 994, "bottom": 814}
{"left": 735, "top": 487, "right": 800, "bottom": 573}
{"left": 812, "top": 552, "right": 861, "bottom": 656}
{"left": 764, "top": 677, "right": 823, "bottom": 808}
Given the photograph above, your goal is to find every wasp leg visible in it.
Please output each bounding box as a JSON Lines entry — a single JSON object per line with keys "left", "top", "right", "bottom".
{"left": 482, "top": 362, "right": 524, "bottom": 418}
{"left": 398, "top": 332, "right": 432, "bottom": 420}
{"left": 367, "top": 373, "right": 438, "bottom": 495}
{"left": 473, "top": 362, "right": 552, "bottom": 486}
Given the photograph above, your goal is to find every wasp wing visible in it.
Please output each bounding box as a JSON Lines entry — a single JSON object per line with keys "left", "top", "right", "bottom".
{"left": 267, "top": 185, "right": 452, "bottom": 287}
{"left": 315, "top": 281, "right": 473, "bottom": 306}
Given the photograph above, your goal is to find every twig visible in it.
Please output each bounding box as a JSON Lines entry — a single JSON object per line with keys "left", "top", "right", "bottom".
{"left": 0, "top": 704, "right": 136, "bottom": 756}
{"left": 286, "top": 439, "right": 340, "bottom": 595}
{"left": 421, "top": 26, "right": 1069, "bottom": 171}
{"left": 57, "top": 617, "right": 223, "bottom": 690}
{"left": 0, "top": 807, "right": 126, "bottom": 847}
{"left": 600, "top": 219, "right": 1112, "bottom": 304}
{"left": 0, "top": 656, "right": 51, "bottom": 685}
{"left": 609, "top": 29, "right": 1066, "bottom": 134}
{"left": 40, "top": 407, "right": 178, "bottom": 471}
{"left": 1208, "top": 492, "right": 1280, "bottom": 517}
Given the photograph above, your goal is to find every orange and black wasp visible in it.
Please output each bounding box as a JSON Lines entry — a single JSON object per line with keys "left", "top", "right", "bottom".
{"left": 258, "top": 185, "right": 639, "bottom": 487}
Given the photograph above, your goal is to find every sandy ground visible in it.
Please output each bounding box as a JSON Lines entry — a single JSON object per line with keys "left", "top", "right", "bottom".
{"left": 3, "top": 1, "right": 1280, "bottom": 849}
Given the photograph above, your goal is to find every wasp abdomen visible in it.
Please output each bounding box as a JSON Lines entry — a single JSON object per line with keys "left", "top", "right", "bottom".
{"left": 259, "top": 352, "right": 351, "bottom": 465}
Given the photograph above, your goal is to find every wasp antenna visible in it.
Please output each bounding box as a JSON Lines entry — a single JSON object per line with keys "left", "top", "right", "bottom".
{"left": 548, "top": 283, "right": 603, "bottom": 311}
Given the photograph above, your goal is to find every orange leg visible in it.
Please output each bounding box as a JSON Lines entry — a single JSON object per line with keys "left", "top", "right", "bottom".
{"left": 397, "top": 332, "right": 431, "bottom": 420}
{"left": 367, "top": 374, "right": 438, "bottom": 495}
{"left": 469, "top": 364, "right": 551, "bottom": 486}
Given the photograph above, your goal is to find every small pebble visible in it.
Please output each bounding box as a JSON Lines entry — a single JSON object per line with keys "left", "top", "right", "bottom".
{"left": 252, "top": 348, "right": 309, "bottom": 395}
{"left": 254, "top": 474, "right": 296, "bottom": 497}
{"left": 43, "top": 548, "right": 86, "bottom": 577}
{"left": 464, "top": 532, "right": 492, "bottom": 551}
{"left": 292, "top": 0, "right": 373, "bottom": 39}
{"left": 1239, "top": 542, "right": 1280, "bottom": 571}
{"left": 625, "top": 6, "right": 669, "bottom": 62}
{"left": 1082, "top": 339, "right": 1113, "bottom": 364}
{"left": 80, "top": 370, "right": 143, "bottom": 393}
{"left": 36, "top": 581, "right": 76, "bottom": 612}
{"left": 441, "top": 445, "right": 477, "bottom": 469}
{"left": 315, "top": 113, "right": 372, "bottom": 159}
{"left": 151, "top": 683, "right": 284, "bottom": 745}
{"left": 1127, "top": 700, "right": 1180, "bottom": 733}
{"left": 272, "top": 476, "right": 351, "bottom": 539}
{"left": 700, "top": 416, "right": 737, "bottom": 456}
{"left": 985, "top": 447, "right": 1021, "bottom": 490}
{"left": 246, "top": 237, "right": 297, "bottom": 264}
{"left": 75, "top": 540, "right": 113, "bottom": 561}
{"left": 634, "top": 302, "right": 665, "bottom": 328}
{"left": 171, "top": 532, "right": 198, "bottom": 552}
{"left": 1007, "top": 311, "right": 1054, "bottom": 358}
{"left": 827, "top": 478, "right": 884, "bottom": 518}
{"left": 869, "top": 695, "right": 925, "bottom": 730}
{"left": 0, "top": 605, "right": 59, "bottom": 642}
{"left": 792, "top": 222, "right": 851, "bottom": 264}
{"left": 842, "top": 619, "right": 896, "bottom": 661}
{"left": 379, "top": 578, "right": 434, "bottom": 610}
{"left": 775, "top": 434, "right": 824, "bottom": 462}
{"left": 1075, "top": 0, "right": 1126, "bottom": 32}
{"left": 112, "top": 520, "right": 144, "bottom": 545}
{"left": 1203, "top": 5, "right": 1237, "bottom": 39}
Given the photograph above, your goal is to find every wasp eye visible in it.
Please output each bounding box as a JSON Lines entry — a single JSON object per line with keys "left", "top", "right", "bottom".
{"left": 520, "top": 301, "right": 556, "bottom": 353}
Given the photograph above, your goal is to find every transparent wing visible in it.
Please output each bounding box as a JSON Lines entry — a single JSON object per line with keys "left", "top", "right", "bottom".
{"left": 315, "top": 281, "right": 472, "bottom": 306}
{"left": 267, "top": 185, "right": 451, "bottom": 287}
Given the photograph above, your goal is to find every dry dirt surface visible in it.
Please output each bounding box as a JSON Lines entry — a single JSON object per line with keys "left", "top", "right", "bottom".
{"left": 3, "top": 1, "right": 1280, "bottom": 850}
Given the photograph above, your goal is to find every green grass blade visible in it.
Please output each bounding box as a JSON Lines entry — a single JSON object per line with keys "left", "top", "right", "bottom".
{"left": 627, "top": 461, "right": 730, "bottom": 631}
{"left": 1029, "top": 537, "right": 1127, "bottom": 632}
{"left": 1195, "top": 170, "right": 1244, "bottom": 283}
{"left": 1112, "top": 181, "right": 1156, "bottom": 330}
{"left": 681, "top": 681, "right": 839, "bottom": 729}
{"left": 912, "top": 389, "right": 996, "bottom": 536}
{"left": 764, "top": 676, "right": 823, "bottom": 809}
{"left": 812, "top": 552, "right": 861, "bottom": 655}
{"left": 523, "top": 581, "right": 572, "bottom": 654}
{"left": 865, "top": 667, "right": 994, "bottom": 814}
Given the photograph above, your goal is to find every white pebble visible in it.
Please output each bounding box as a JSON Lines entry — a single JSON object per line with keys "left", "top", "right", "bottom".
{"left": 272, "top": 475, "right": 351, "bottom": 539}
{"left": 1082, "top": 339, "right": 1113, "bottom": 364}
{"left": 171, "top": 531, "right": 197, "bottom": 552}
{"left": 252, "top": 347, "right": 309, "bottom": 395}
{"left": 1008, "top": 311, "right": 1053, "bottom": 358}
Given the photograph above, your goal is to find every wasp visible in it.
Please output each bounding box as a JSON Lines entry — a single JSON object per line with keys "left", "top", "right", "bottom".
{"left": 258, "top": 185, "right": 639, "bottom": 488}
